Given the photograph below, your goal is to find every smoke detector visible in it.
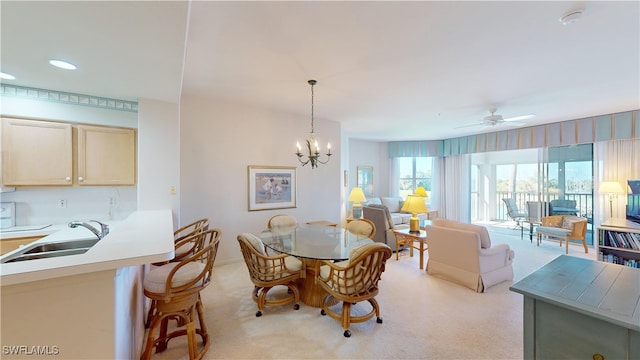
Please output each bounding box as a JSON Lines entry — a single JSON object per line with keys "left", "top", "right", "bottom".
{"left": 559, "top": 9, "right": 584, "bottom": 25}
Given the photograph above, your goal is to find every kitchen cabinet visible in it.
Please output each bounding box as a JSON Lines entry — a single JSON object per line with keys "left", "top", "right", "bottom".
{"left": 1, "top": 117, "right": 73, "bottom": 185}
{"left": 0, "top": 236, "right": 43, "bottom": 255}
{"left": 1, "top": 117, "right": 136, "bottom": 186}
{"left": 510, "top": 255, "right": 640, "bottom": 360}
{"left": 76, "top": 124, "right": 136, "bottom": 185}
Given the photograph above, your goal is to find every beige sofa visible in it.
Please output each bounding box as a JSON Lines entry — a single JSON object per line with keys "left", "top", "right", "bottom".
{"left": 425, "top": 218, "right": 515, "bottom": 292}
{"left": 364, "top": 197, "right": 426, "bottom": 225}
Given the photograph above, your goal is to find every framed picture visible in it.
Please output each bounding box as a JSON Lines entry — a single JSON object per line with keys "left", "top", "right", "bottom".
{"left": 357, "top": 166, "right": 374, "bottom": 196}
{"left": 248, "top": 166, "right": 296, "bottom": 211}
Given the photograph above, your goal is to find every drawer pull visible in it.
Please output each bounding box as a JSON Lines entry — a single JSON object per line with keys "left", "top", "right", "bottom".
{"left": 593, "top": 354, "right": 604, "bottom": 360}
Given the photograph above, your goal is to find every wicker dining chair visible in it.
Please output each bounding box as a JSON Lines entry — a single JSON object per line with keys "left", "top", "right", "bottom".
{"left": 237, "top": 233, "right": 304, "bottom": 317}
{"left": 317, "top": 242, "right": 392, "bottom": 337}
{"left": 345, "top": 218, "right": 376, "bottom": 239}
{"left": 173, "top": 218, "right": 210, "bottom": 262}
{"left": 145, "top": 228, "right": 221, "bottom": 328}
{"left": 267, "top": 214, "right": 297, "bottom": 229}
{"left": 142, "top": 228, "right": 221, "bottom": 360}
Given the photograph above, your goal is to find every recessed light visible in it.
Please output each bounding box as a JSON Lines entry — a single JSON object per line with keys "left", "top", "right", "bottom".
{"left": 0, "top": 72, "right": 16, "bottom": 80}
{"left": 49, "top": 59, "right": 77, "bottom": 70}
{"left": 559, "top": 10, "right": 584, "bottom": 25}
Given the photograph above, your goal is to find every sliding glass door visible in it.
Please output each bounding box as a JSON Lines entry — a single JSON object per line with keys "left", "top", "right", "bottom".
{"left": 471, "top": 144, "right": 594, "bottom": 245}
{"left": 539, "top": 144, "right": 594, "bottom": 244}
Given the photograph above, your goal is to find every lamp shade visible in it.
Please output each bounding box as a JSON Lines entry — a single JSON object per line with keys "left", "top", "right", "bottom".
{"left": 401, "top": 195, "right": 428, "bottom": 214}
{"left": 414, "top": 186, "right": 428, "bottom": 197}
{"left": 348, "top": 187, "right": 366, "bottom": 203}
{"left": 598, "top": 181, "right": 624, "bottom": 194}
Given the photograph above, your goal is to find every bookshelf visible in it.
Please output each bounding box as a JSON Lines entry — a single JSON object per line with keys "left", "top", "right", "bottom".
{"left": 597, "top": 218, "right": 640, "bottom": 268}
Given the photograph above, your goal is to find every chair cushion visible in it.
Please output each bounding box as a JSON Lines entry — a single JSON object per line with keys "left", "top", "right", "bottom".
{"left": 242, "top": 233, "right": 266, "bottom": 256}
{"left": 537, "top": 226, "right": 571, "bottom": 237}
{"left": 432, "top": 218, "right": 492, "bottom": 249}
{"left": 144, "top": 261, "right": 205, "bottom": 293}
{"left": 283, "top": 256, "right": 303, "bottom": 272}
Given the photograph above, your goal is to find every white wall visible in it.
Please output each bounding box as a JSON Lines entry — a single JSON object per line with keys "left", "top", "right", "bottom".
{"left": 180, "top": 95, "right": 341, "bottom": 264}
{"left": 0, "top": 95, "right": 138, "bottom": 225}
{"left": 137, "top": 98, "right": 180, "bottom": 228}
{"left": 348, "top": 138, "right": 389, "bottom": 196}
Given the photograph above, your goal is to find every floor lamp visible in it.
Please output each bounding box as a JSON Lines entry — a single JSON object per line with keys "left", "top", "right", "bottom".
{"left": 598, "top": 181, "right": 624, "bottom": 219}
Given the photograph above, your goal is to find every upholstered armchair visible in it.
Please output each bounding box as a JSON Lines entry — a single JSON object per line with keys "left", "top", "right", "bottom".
{"left": 362, "top": 204, "right": 409, "bottom": 247}
{"left": 425, "top": 218, "right": 515, "bottom": 292}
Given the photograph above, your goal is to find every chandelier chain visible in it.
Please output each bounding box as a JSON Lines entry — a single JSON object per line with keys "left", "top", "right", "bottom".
{"left": 310, "top": 81, "right": 315, "bottom": 133}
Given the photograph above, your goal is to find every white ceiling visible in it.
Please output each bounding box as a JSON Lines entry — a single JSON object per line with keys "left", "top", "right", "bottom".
{"left": 2, "top": 1, "right": 639, "bottom": 141}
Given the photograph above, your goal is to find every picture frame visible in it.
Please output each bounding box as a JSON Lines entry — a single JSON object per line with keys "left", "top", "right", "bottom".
{"left": 248, "top": 166, "right": 297, "bottom": 211}
{"left": 357, "top": 166, "right": 374, "bottom": 197}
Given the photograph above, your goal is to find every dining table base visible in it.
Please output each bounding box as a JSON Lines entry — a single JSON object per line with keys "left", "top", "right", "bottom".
{"left": 298, "top": 259, "right": 338, "bottom": 308}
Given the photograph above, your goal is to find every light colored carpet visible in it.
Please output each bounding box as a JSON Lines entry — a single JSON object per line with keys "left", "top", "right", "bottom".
{"left": 146, "top": 222, "right": 596, "bottom": 360}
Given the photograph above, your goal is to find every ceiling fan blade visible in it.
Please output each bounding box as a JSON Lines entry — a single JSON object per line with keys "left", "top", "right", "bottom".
{"left": 503, "top": 114, "right": 535, "bottom": 122}
{"left": 454, "top": 122, "right": 484, "bottom": 129}
{"left": 502, "top": 121, "right": 525, "bottom": 127}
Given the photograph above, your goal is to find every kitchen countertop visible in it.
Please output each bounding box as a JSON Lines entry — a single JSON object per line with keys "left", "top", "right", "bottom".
{"left": 0, "top": 224, "right": 62, "bottom": 239}
{"left": 0, "top": 209, "right": 175, "bottom": 286}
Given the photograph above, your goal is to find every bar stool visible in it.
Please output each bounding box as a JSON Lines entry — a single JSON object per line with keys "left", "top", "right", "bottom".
{"left": 141, "top": 229, "right": 221, "bottom": 360}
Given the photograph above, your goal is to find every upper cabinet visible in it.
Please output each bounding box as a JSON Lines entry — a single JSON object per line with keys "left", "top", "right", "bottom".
{"left": 76, "top": 125, "right": 136, "bottom": 185}
{"left": 1, "top": 117, "right": 136, "bottom": 186}
{"left": 2, "top": 118, "right": 73, "bottom": 185}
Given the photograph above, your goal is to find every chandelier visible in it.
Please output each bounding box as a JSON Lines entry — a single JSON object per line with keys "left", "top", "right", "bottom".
{"left": 296, "top": 79, "right": 331, "bottom": 168}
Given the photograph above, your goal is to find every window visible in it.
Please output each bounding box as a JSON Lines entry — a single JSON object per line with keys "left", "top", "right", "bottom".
{"left": 398, "top": 157, "right": 433, "bottom": 203}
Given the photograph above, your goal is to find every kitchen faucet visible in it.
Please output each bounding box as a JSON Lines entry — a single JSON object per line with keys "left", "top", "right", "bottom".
{"left": 68, "top": 220, "right": 110, "bottom": 240}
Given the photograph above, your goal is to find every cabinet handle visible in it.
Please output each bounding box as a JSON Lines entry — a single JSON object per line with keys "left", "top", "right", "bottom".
{"left": 78, "top": 176, "right": 84, "bottom": 182}
{"left": 593, "top": 354, "right": 604, "bottom": 360}
{"left": 65, "top": 176, "right": 71, "bottom": 182}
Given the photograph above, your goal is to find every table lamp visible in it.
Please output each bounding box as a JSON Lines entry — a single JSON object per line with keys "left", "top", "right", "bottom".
{"left": 401, "top": 194, "right": 428, "bottom": 233}
{"left": 598, "top": 181, "right": 624, "bottom": 218}
{"left": 348, "top": 187, "right": 366, "bottom": 219}
{"left": 415, "top": 186, "right": 428, "bottom": 197}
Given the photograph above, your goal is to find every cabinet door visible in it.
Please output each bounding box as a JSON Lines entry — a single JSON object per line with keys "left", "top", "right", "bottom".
{"left": 1, "top": 118, "right": 73, "bottom": 186}
{"left": 535, "top": 301, "right": 627, "bottom": 359}
{"left": 1, "top": 236, "right": 43, "bottom": 255}
{"left": 76, "top": 125, "right": 136, "bottom": 185}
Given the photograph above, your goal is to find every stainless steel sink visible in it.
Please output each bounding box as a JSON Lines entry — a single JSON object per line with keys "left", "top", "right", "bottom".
{"left": 23, "top": 238, "right": 99, "bottom": 254}
{"left": 0, "top": 238, "right": 100, "bottom": 264}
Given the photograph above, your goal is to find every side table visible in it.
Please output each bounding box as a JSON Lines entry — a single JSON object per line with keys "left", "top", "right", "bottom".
{"left": 393, "top": 228, "right": 428, "bottom": 269}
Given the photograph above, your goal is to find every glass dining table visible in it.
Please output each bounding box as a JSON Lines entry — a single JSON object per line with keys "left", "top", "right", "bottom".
{"left": 259, "top": 224, "right": 373, "bottom": 307}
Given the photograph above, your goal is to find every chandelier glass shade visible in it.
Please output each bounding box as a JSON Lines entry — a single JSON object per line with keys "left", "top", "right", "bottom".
{"left": 296, "top": 80, "right": 331, "bottom": 168}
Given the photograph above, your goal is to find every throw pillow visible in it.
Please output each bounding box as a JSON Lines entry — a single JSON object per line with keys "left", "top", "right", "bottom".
{"left": 381, "top": 197, "right": 401, "bottom": 213}
{"left": 366, "top": 197, "right": 382, "bottom": 206}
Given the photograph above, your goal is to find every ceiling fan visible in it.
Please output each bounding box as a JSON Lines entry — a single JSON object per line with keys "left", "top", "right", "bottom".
{"left": 457, "top": 108, "right": 536, "bottom": 128}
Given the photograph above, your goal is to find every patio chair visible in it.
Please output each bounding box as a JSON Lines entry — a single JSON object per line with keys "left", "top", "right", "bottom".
{"left": 502, "top": 198, "right": 527, "bottom": 231}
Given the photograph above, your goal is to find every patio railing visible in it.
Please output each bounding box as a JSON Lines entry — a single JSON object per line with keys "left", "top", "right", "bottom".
{"left": 495, "top": 191, "right": 593, "bottom": 221}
